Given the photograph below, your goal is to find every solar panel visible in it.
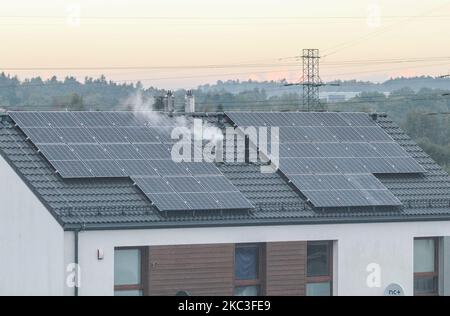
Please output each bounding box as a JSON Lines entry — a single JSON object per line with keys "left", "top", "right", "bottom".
{"left": 354, "top": 127, "right": 393, "bottom": 142}
{"left": 144, "top": 192, "right": 190, "bottom": 211}
{"left": 134, "top": 143, "right": 171, "bottom": 160}
{"left": 212, "top": 192, "right": 255, "bottom": 210}
{"left": 72, "top": 111, "right": 113, "bottom": 127}
{"left": 71, "top": 144, "right": 111, "bottom": 160}
{"left": 328, "top": 127, "right": 364, "bottom": 142}
{"left": 371, "top": 142, "right": 409, "bottom": 157}
{"left": 50, "top": 160, "right": 93, "bottom": 178}
{"left": 88, "top": 127, "right": 127, "bottom": 143}
{"left": 104, "top": 144, "right": 141, "bottom": 160}
{"left": 116, "top": 160, "right": 158, "bottom": 176}
{"left": 226, "top": 111, "right": 424, "bottom": 209}
{"left": 179, "top": 193, "right": 221, "bottom": 210}
{"left": 119, "top": 127, "right": 161, "bottom": 143}
{"left": 107, "top": 112, "right": 146, "bottom": 127}
{"left": 384, "top": 157, "right": 425, "bottom": 173}
{"left": 346, "top": 174, "right": 387, "bottom": 190}
{"left": 83, "top": 160, "right": 125, "bottom": 177}
{"left": 165, "top": 176, "right": 206, "bottom": 193}
{"left": 317, "top": 112, "right": 349, "bottom": 126}
{"left": 304, "top": 189, "right": 401, "bottom": 208}
{"left": 329, "top": 158, "right": 369, "bottom": 173}
{"left": 197, "top": 175, "right": 238, "bottom": 192}
{"left": 183, "top": 162, "right": 223, "bottom": 175}
{"left": 346, "top": 143, "right": 381, "bottom": 158}
{"left": 338, "top": 113, "right": 377, "bottom": 127}
{"left": 9, "top": 112, "right": 48, "bottom": 127}
{"left": 21, "top": 128, "right": 61, "bottom": 144}
{"left": 42, "top": 112, "right": 79, "bottom": 128}
{"left": 132, "top": 176, "right": 174, "bottom": 194}
{"left": 148, "top": 159, "right": 190, "bottom": 176}
{"left": 38, "top": 144, "right": 77, "bottom": 161}
{"left": 280, "top": 143, "right": 320, "bottom": 158}
{"left": 54, "top": 128, "right": 95, "bottom": 144}
{"left": 10, "top": 111, "right": 255, "bottom": 213}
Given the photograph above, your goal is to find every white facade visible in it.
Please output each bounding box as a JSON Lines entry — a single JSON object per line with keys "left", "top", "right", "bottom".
{"left": 69, "top": 221, "right": 450, "bottom": 296}
{"left": 1, "top": 154, "right": 450, "bottom": 296}
{"left": 0, "top": 155, "right": 65, "bottom": 295}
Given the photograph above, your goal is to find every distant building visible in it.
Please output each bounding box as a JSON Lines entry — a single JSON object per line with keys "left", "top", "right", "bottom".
{"left": 0, "top": 110, "right": 450, "bottom": 296}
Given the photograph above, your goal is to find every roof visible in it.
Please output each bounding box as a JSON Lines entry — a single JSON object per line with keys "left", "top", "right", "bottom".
{"left": 1, "top": 111, "right": 450, "bottom": 231}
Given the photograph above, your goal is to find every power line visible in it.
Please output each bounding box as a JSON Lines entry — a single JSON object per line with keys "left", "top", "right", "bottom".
{"left": 321, "top": 1, "right": 450, "bottom": 58}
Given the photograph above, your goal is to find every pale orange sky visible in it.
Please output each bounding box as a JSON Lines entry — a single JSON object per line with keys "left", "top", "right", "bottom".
{"left": 1, "top": 0, "right": 450, "bottom": 88}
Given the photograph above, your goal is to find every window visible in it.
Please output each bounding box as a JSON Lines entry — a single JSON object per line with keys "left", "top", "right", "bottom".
{"left": 234, "top": 244, "right": 263, "bottom": 296}
{"left": 114, "top": 247, "right": 147, "bottom": 296}
{"left": 306, "top": 241, "right": 333, "bottom": 296}
{"left": 414, "top": 238, "right": 439, "bottom": 296}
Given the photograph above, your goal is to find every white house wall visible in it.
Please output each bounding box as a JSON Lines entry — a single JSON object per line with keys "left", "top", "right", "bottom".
{"left": 0, "top": 155, "right": 65, "bottom": 296}
{"left": 76, "top": 220, "right": 450, "bottom": 296}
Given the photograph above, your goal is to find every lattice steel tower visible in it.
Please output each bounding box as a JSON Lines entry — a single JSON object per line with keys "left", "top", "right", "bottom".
{"left": 302, "top": 49, "right": 323, "bottom": 111}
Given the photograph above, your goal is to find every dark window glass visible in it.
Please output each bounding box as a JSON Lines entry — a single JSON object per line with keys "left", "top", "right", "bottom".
{"left": 234, "top": 285, "right": 260, "bottom": 296}
{"left": 235, "top": 246, "right": 259, "bottom": 280}
{"left": 414, "top": 276, "right": 438, "bottom": 295}
{"left": 414, "top": 238, "right": 439, "bottom": 296}
{"left": 307, "top": 242, "right": 330, "bottom": 277}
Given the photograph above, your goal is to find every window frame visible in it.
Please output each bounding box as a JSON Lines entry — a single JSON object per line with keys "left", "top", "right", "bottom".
{"left": 414, "top": 237, "right": 440, "bottom": 296}
{"left": 114, "top": 246, "right": 148, "bottom": 296}
{"left": 233, "top": 243, "right": 265, "bottom": 296}
{"left": 306, "top": 241, "right": 333, "bottom": 296}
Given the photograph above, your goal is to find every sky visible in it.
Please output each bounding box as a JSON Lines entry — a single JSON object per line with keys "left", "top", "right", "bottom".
{"left": 1, "top": 0, "right": 450, "bottom": 88}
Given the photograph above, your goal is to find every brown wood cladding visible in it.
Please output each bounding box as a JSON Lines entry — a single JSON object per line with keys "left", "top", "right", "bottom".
{"left": 148, "top": 244, "right": 234, "bottom": 296}
{"left": 265, "top": 241, "right": 307, "bottom": 296}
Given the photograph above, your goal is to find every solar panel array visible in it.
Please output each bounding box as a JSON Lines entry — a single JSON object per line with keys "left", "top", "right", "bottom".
{"left": 225, "top": 112, "right": 424, "bottom": 209}
{"left": 9, "top": 111, "right": 254, "bottom": 212}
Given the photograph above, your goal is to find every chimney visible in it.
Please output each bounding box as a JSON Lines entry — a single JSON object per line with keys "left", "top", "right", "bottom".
{"left": 164, "top": 90, "right": 175, "bottom": 113}
{"left": 185, "top": 90, "right": 195, "bottom": 113}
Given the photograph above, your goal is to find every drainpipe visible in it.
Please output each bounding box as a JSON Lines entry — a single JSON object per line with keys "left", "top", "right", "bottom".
{"left": 74, "top": 225, "right": 83, "bottom": 296}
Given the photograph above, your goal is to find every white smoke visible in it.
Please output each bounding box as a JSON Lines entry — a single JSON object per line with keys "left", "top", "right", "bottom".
{"left": 121, "top": 90, "right": 163, "bottom": 125}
